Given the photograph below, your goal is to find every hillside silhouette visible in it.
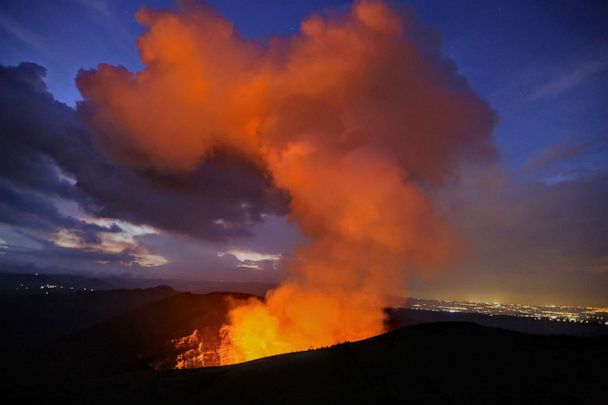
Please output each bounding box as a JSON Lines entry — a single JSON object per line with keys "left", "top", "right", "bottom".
{"left": 4, "top": 290, "right": 606, "bottom": 404}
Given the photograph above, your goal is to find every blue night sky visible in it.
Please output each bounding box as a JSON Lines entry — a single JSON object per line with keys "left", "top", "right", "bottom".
{"left": 0, "top": 0, "right": 607, "bottom": 306}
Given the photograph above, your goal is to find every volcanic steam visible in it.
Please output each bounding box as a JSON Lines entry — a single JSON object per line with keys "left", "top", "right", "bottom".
{"left": 77, "top": 0, "right": 495, "bottom": 363}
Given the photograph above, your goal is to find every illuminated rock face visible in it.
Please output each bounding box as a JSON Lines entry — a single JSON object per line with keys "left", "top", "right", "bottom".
{"left": 132, "top": 293, "right": 252, "bottom": 370}
{"left": 171, "top": 325, "right": 236, "bottom": 368}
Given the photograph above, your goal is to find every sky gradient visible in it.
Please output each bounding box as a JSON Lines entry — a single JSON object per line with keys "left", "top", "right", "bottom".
{"left": 0, "top": 0, "right": 607, "bottom": 306}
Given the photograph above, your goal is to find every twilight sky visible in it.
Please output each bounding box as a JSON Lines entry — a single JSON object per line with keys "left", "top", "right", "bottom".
{"left": 0, "top": 0, "right": 607, "bottom": 306}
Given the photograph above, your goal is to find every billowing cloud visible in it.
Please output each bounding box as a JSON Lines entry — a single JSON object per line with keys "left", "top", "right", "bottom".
{"left": 76, "top": 0, "right": 496, "bottom": 361}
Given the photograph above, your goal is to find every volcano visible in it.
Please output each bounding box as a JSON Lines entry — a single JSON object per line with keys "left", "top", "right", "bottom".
{"left": 4, "top": 289, "right": 606, "bottom": 404}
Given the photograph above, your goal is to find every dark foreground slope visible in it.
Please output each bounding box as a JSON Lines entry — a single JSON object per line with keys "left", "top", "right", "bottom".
{"left": 103, "top": 323, "right": 606, "bottom": 405}
{"left": 5, "top": 292, "right": 607, "bottom": 404}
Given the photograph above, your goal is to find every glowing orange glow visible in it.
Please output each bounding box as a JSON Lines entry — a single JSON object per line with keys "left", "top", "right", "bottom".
{"left": 227, "top": 144, "right": 458, "bottom": 362}
{"left": 77, "top": 0, "right": 495, "bottom": 364}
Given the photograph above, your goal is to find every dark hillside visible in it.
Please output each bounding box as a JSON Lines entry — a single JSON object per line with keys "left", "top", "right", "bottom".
{"left": 4, "top": 291, "right": 606, "bottom": 404}
{"left": 0, "top": 285, "right": 178, "bottom": 351}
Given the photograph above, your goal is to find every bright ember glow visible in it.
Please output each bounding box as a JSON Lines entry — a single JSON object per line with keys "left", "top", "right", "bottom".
{"left": 77, "top": 0, "right": 495, "bottom": 363}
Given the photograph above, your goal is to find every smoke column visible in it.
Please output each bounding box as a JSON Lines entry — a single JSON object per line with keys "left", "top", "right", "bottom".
{"left": 77, "top": 0, "right": 495, "bottom": 361}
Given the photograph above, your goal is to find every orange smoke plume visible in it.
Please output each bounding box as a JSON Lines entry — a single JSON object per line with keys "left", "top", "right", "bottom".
{"left": 77, "top": 0, "right": 495, "bottom": 362}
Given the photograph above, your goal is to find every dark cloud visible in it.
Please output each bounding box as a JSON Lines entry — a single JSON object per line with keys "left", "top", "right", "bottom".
{"left": 75, "top": 152, "right": 289, "bottom": 241}
{"left": 0, "top": 63, "right": 82, "bottom": 200}
{"left": 0, "top": 177, "right": 118, "bottom": 244}
{"left": 0, "top": 62, "right": 288, "bottom": 244}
